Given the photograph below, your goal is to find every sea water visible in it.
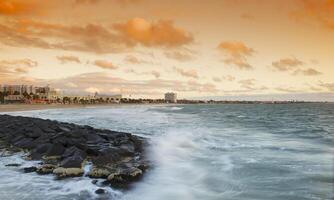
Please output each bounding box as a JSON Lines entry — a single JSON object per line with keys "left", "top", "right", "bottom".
{"left": 0, "top": 103, "right": 333, "bottom": 200}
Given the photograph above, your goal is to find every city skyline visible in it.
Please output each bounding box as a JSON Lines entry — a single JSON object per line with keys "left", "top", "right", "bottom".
{"left": 0, "top": 0, "right": 334, "bottom": 100}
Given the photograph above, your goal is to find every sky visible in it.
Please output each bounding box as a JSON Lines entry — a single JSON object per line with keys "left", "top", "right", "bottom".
{"left": 0, "top": 0, "right": 334, "bottom": 100}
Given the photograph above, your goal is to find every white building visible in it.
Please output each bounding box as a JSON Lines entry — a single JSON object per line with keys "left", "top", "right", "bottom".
{"left": 22, "top": 85, "right": 36, "bottom": 94}
{"left": 165, "top": 92, "right": 177, "bottom": 103}
{"left": 0, "top": 85, "right": 35, "bottom": 95}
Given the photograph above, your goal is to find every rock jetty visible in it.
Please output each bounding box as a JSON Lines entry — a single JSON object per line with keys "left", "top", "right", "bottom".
{"left": 0, "top": 114, "right": 149, "bottom": 188}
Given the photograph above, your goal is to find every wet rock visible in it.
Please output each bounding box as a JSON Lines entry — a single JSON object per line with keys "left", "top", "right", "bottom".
{"left": 5, "top": 163, "right": 21, "bottom": 167}
{"left": 107, "top": 167, "right": 143, "bottom": 188}
{"left": 87, "top": 167, "right": 111, "bottom": 178}
{"left": 91, "top": 179, "right": 98, "bottom": 185}
{"left": 53, "top": 167, "right": 84, "bottom": 178}
{"left": 95, "top": 188, "right": 106, "bottom": 194}
{"left": 23, "top": 166, "right": 37, "bottom": 173}
{"left": 24, "top": 127, "right": 43, "bottom": 138}
{"left": 30, "top": 143, "right": 52, "bottom": 160}
{"left": 60, "top": 147, "right": 86, "bottom": 168}
{"left": 0, "top": 114, "right": 149, "bottom": 187}
{"left": 36, "top": 164, "right": 56, "bottom": 174}
{"left": 13, "top": 137, "right": 35, "bottom": 149}
{"left": 46, "top": 143, "right": 65, "bottom": 157}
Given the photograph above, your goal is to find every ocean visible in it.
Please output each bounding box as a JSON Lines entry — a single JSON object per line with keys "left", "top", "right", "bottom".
{"left": 0, "top": 103, "right": 333, "bottom": 200}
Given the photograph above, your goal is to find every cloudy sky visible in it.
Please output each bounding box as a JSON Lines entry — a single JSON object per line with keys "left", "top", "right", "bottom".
{"left": 0, "top": 0, "right": 333, "bottom": 100}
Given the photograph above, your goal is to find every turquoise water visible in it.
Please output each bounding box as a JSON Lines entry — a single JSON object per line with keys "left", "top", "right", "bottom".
{"left": 1, "top": 103, "right": 333, "bottom": 200}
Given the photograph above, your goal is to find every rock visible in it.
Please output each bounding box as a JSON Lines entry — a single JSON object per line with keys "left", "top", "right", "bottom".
{"left": 107, "top": 167, "right": 142, "bottom": 188}
{"left": 0, "top": 114, "right": 149, "bottom": 188}
{"left": 92, "top": 148, "right": 121, "bottom": 167}
{"left": 95, "top": 188, "right": 106, "bottom": 194}
{"left": 91, "top": 179, "right": 98, "bottom": 185}
{"left": 25, "top": 127, "right": 43, "bottom": 138}
{"left": 118, "top": 143, "right": 135, "bottom": 156}
{"left": 46, "top": 143, "right": 65, "bottom": 157}
{"left": 13, "top": 137, "right": 35, "bottom": 149}
{"left": 60, "top": 154, "right": 84, "bottom": 168}
{"left": 88, "top": 167, "right": 111, "bottom": 178}
{"left": 5, "top": 163, "right": 21, "bottom": 167}
{"left": 62, "top": 146, "right": 85, "bottom": 158}
{"left": 29, "top": 143, "right": 52, "bottom": 160}
{"left": 60, "top": 146, "right": 86, "bottom": 168}
{"left": 36, "top": 164, "right": 56, "bottom": 174}
{"left": 53, "top": 167, "right": 84, "bottom": 178}
{"left": 23, "top": 166, "right": 37, "bottom": 173}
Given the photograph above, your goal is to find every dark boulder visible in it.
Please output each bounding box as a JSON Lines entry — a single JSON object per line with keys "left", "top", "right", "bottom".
{"left": 62, "top": 146, "right": 86, "bottom": 158}
{"left": 29, "top": 143, "right": 52, "bottom": 159}
{"left": 46, "top": 143, "right": 65, "bottom": 157}
{"left": 23, "top": 166, "right": 37, "bottom": 173}
{"left": 5, "top": 163, "right": 21, "bottom": 167}
{"left": 60, "top": 146, "right": 86, "bottom": 168}
{"left": 13, "top": 137, "right": 35, "bottom": 149}
{"left": 24, "top": 126, "right": 43, "bottom": 138}
{"left": 95, "top": 188, "right": 106, "bottom": 194}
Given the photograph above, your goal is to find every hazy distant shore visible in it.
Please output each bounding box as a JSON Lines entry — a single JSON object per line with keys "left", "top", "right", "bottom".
{"left": 0, "top": 104, "right": 123, "bottom": 112}
{"left": 0, "top": 103, "right": 171, "bottom": 113}
{"left": 0, "top": 101, "right": 327, "bottom": 113}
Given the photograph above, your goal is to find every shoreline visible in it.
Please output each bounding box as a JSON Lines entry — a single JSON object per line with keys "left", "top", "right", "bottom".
{"left": 0, "top": 103, "right": 169, "bottom": 113}
{"left": 0, "top": 104, "right": 95, "bottom": 113}
{"left": 1, "top": 101, "right": 330, "bottom": 113}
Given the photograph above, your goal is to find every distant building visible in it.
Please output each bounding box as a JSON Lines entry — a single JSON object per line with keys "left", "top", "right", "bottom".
{"left": 165, "top": 92, "right": 177, "bottom": 103}
{"left": 21, "top": 85, "right": 35, "bottom": 94}
{"left": 94, "top": 93, "right": 122, "bottom": 103}
{"left": 4, "top": 95, "right": 24, "bottom": 103}
{"left": 0, "top": 84, "right": 35, "bottom": 95}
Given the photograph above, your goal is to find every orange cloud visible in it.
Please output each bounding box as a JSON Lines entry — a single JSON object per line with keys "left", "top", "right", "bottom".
{"left": 124, "top": 68, "right": 160, "bottom": 78}
{"left": 164, "top": 50, "right": 194, "bottom": 62}
{"left": 238, "top": 79, "right": 256, "bottom": 89}
{"left": 187, "top": 80, "right": 218, "bottom": 93}
{"left": 123, "top": 54, "right": 153, "bottom": 65}
{"left": 293, "top": 0, "right": 334, "bottom": 30}
{"left": 271, "top": 57, "right": 322, "bottom": 76}
{"left": 0, "top": 58, "right": 37, "bottom": 81}
{"left": 0, "top": 58, "right": 37, "bottom": 68}
{"left": 174, "top": 67, "right": 199, "bottom": 79}
{"left": 271, "top": 57, "right": 303, "bottom": 71}
{"left": 0, "top": 0, "right": 37, "bottom": 16}
{"left": 124, "top": 55, "right": 141, "bottom": 64}
{"left": 114, "top": 18, "right": 193, "bottom": 47}
{"left": 319, "top": 81, "right": 334, "bottom": 91}
{"left": 293, "top": 68, "right": 322, "bottom": 76}
{"left": 57, "top": 55, "right": 81, "bottom": 64}
{"left": 238, "top": 78, "right": 267, "bottom": 91}
{"left": 217, "top": 41, "right": 255, "bottom": 69}
{"left": 0, "top": 18, "right": 192, "bottom": 53}
{"left": 93, "top": 60, "right": 118, "bottom": 70}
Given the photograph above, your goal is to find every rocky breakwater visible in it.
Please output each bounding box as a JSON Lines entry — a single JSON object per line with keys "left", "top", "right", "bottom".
{"left": 0, "top": 114, "right": 149, "bottom": 189}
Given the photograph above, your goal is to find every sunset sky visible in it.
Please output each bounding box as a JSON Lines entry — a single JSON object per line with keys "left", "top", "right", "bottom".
{"left": 0, "top": 0, "right": 333, "bottom": 100}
